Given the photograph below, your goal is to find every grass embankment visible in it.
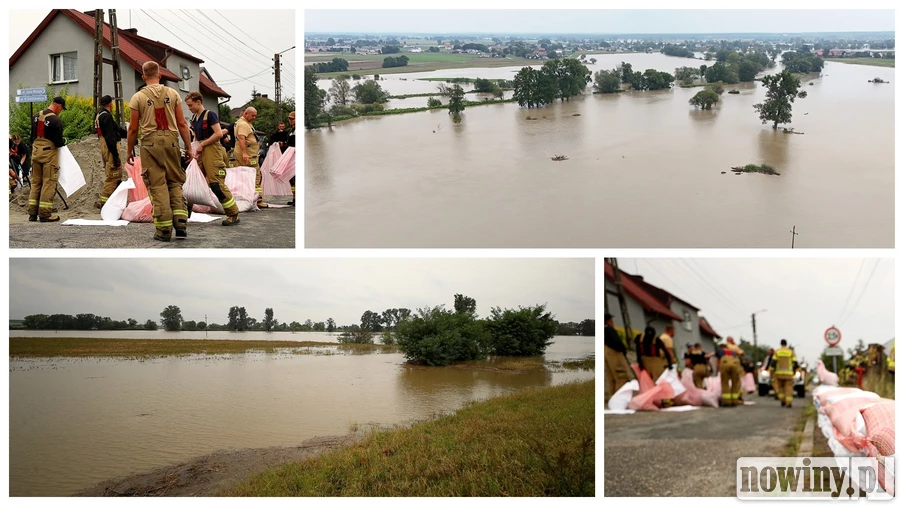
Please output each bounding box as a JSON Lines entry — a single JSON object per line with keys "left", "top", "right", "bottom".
{"left": 828, "top": 58, "right": 895, "bottom": 68}
{"left": 325, "top": 98, "right": 517, "bottom": 125}
{"left": 231, "top": 379, "right": 595, "bottom": 496}
{"left": 782, "top": 402, "right": 817, "bottom": 457}
{"left": 8, "top": 337, "right": 396, "bottom": 359}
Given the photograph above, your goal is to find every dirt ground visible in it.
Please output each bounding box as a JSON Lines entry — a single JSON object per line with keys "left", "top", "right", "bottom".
{"left": 74, "top": 433, "right": 363, "bottom": 497}
{"left": 9, "top": 137, "right": 295, "bottom": 248}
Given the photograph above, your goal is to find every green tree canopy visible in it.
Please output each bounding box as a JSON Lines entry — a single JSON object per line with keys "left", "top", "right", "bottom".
{"left": 160, "top": 305, "right": 183, "bottom": 331}
{"left": 753, "top": 70, "right": 808, "bottom": 130}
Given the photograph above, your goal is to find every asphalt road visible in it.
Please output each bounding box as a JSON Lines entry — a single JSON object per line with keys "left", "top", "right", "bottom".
{"left": 604, "top": 394, "right": 805, "bottom": 497}
{"left": 9, "top": 198, "right": 295, "bottom": 249}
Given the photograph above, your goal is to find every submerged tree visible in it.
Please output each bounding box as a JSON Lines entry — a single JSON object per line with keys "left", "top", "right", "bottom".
{"left": 447, "top": 84, "right": 466, "bottom": 116}
{"left": 689, "top": 89, "right": 720, "bottom": 110}
{"left": 263, "top": 308, "right": 276, "bottom": 332}
{"left": 753, "top": 70, "right": 807, "bottom": 130}
{"left": 328, "top": 77, "right": 352, "bottom": 106}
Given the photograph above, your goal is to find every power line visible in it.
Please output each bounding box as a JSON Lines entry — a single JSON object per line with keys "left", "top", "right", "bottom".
{"left": 212, "top": 9, "right": 275, "bottom": 57}
{"left": 839, "top": 259, "right": 881, "bottom": 327}
{"left": 685, "top": 259, "right": 747, "bottom": 315}
{"left": 136, "top": 10, "right": 273, "bottom": 92}
{"left": 665, "top": 259, "right": 745, "bottom": 319}
{"left": 184, "top": 10, "right": 268, "bottom": 66}
{"left": 835, "top": 259, "right": 866, "bottom": 324}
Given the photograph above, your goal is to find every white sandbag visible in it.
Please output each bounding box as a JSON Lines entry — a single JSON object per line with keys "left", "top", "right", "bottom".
{"left": 187, "top": 212, "right": 224, "bottom": 223}
{"left": 183, "top": 158, "right": 224, "bottom": 214}
{"left": 604, "top": 409, "right": 636, "bottom": 415}
{"left": 61, "top": 219, "right": 129, "bottom": 226}
{"left": 656, "top": 367, "right": 687, "bottom": 397}
{"left": 608, "top": 380, "right": 639, "bottom": 411}
{"left": 101, "top": 178, "right": 135, "bottom": 221}
{"left": 58, "top": 145, "right": 86, "bottom": 196}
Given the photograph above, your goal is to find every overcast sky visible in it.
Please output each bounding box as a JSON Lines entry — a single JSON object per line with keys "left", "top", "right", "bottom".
{"left": 305, "top": 9, "right": 895, "bottom": 35}
{"left": 9, "top": 258, "right": 594, "bottom": 326}
{"left": 9, "top": 9, "right": 296, "bottom": 105}
{"left": 609, "top": 258, "right": 893, "bottom": 365}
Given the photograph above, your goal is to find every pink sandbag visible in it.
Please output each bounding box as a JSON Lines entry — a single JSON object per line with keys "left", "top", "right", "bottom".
{"left": 862, "top": 401, "right": 896, "bottom": 457}
{"left": 124, "top": 157, "right": 149, "bottom": 203}
{"left": 630, "top": 364, "right": 655, "bottom": 393}
{"left": 831, "top": 407, "right": 869, "bottom": 453}
{"left": 627, "top": 382, "right": 675, "bottom": 412}
{"left": 272, "top": 147, "right": 295, "bottom": 181}
{"left": 824, "top": 397, "right": 891, "bottom": 418}
{"left": 122, "top": 196, "right": 153, "bottom": 222}
{"left": 816, "top": 387, "right": 865, "bottom": 404}
{"left": 225, "top": 166, "right": 260, "bottom": 212}
{"left": 742, "top": 372, "right": 756, "bottom": 393}
{"left": 674, "top": 369, "right": 704, "bottom": 407}
{"left": 259, "top": 144, "right": 291, "bottom": 196}
{"left": 706, "top": 374, "right": 722, "bottom": 399}
{"left": 817, "top": 359, "right": 839, "bottom": 386}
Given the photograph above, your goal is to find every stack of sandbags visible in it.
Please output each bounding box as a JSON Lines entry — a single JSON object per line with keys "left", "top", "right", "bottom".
{"left": 674, "top": 368, "right": 719, "bottom": 407}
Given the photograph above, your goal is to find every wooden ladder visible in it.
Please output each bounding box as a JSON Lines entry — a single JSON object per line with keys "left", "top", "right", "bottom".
{"left": 92, "top": 9, "right": 125, "bottom": 125}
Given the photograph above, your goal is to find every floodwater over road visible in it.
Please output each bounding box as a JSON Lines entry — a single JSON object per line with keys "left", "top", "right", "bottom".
{"left": 9, "top": 336, "right": 594, "bottom": 496}
{"left": 307, "top": 53, "right": 894, "bottom": 248}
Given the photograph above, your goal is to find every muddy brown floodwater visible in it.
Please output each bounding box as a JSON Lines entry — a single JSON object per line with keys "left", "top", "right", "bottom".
{"left": 306, "top": 54, "right": 894, "bottom": 248}
{"left": 9, "top": 336, "right": 594, "bottom": 496}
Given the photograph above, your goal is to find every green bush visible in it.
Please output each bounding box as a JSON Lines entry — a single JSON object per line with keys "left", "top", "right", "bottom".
{"left": 427, "top": 97, "right": 442, "bottom": 107}
{"left": 381, "top": 330, "right": 395, "bottom": 345}
{"left": 9, "top": 84, "right": 134, "bottom": 143}
{"left": 330, "top": 105, "right": 358, "bottom": 117}
{"left": 395, "top": 306, "right": 491, "bottom": 366}
{"left": 486, "top": 305, "right": 556, "bottom": 356}
{"left": 338, "top": 328, "right": 374, "bottom": 344}
{"left": 350, "top": 103, "right": 384, "bottom": 114}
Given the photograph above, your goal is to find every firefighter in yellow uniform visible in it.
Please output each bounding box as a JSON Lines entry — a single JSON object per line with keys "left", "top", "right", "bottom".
{"left": 604, "top": 313, "right": 630, "bottom": 399}
{"left": 233, "top": 107, "right": 267, "bottom": 208}
{"left": 720, "top": 348, "right": 742, "bottom": 407}
{"left": 95, "top": 95, "right": 127, "bottom": 209}
{"left": 28, "top": 97, "right": 67, "bottom": 222}
{"left": 184, "top": 92, "right": 240, "bottom": 226}
{"left": 126, "top": 62, "right": 193, "bottom": 242}
{"left": 774, "top": 339, "right": 797, "bottom": 407}
{"left": 725, "top": 337, "right": 746, "bottom": 404}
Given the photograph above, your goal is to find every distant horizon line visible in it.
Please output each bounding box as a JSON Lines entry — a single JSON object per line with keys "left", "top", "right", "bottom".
{"left": 304, "top": 30, "right": 895, "bottom": 36}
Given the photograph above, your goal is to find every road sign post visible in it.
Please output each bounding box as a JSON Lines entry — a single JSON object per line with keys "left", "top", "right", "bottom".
{"left": 825, "top": 327, "right": 842, "bottom": 373}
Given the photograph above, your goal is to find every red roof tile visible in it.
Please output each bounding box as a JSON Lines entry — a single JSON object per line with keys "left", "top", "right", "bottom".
{"left": 699, "top": 317, "right": 720, "bottom": 338}
{"left": 604, "top": 262, "right": 682, "bottom": 321}
{"left": 200, "top": 73, "right": 229, "bottom": 98}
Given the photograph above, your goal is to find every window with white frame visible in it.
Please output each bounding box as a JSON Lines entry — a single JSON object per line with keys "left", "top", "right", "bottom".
{"left": 682, "top": 310, "right": 693, "bottom": 331}
{"left": 50, "top": 52, "right": 78, "bottom": 83}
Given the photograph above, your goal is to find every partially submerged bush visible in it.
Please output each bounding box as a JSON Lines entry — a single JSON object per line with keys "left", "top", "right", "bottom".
{"left": 395, "top": 306, "right": 491, "bottom": 366}
{"left": 338, "top": 328, "right": 375, "bottom": 344}
{"left": 350, "top": 103, "right": 385, "bottom": 114}
{"left": 486, "top": 305, "right": 556, "bottom": 357}
{"left": 427, "top": 97, "right": 442, "bottom": 107}
{"left": 689, "top": 89, "right": 719, "bottom": 110}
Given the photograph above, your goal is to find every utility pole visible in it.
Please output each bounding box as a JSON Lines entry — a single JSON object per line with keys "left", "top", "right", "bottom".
{"left": 274, "top": 46, "right": 296, "bottom": 121}
{"left": 92, "top": 9, "right": 125, "bottom": 124}
{"left": 609, "top": 258, "right": 634, "bottom": 351}
{"left": 92, "top": 10, "right": 104, "bottom": 110}
{"left": 205, "top": 314, "right": 208, "bottom": 339}
{"left": 790, "top": 225, "right": 799, "bottom": 249}
{"left": 751, "top": 309, "right": 767, "bottom": 363}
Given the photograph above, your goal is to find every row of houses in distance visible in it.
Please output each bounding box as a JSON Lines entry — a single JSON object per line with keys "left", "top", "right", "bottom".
{"left": 604, "top": 261, "right": 722, "bottom": 363}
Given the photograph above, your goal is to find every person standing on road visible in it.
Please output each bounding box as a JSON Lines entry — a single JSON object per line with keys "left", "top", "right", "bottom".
{"left": 233, "top": 107, "right": 267, "bottom": 209}
{"left": 269, "top": 121, "right": 288, "bottom": 153}
{"left": 719, "top": 347, "right": 742, "bottom": 407}
{"left": 286, "top": 111, "right": 296, "bottom": 207}
{"left": 28, "top": 96, "right": 66, "bottom": 222}
{"left": 725, "top": 337, "right": 745, "bottom": 404}
{"left": 773, "top": 339, "right": 797, "bottom": 408}
{"left": 688, "top": 343, "right": 710, "bottom": 388}
{"left": 126, "top": 61, "right": 193, "bottom": 242}
{"left": 604, "top": 313, "right": 630, "bottom": 399}
{"left": 659, "top": 325, "right": 677, "bottom": 370}
{"left": 95, "top": 95, "right": 127, "bottom": 209}
{"left": 185, "top": 92, "right": 240, "bottom": 226}
{"left": 637, "top": 326, "right": 672, "bottom": 382}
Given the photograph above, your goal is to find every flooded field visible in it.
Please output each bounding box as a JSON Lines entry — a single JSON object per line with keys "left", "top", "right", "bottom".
{"left": 9, "top": 336, "right": 593, "bottom": 496}
{"left": 307, "top": 53, "right": 894, "bottom": 248}
{"left": 8, "top": 330, "right": 341, "bottom": 343}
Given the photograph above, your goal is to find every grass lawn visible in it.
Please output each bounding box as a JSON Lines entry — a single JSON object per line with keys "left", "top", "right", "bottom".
{"left": 827, "top": 58, "right": 895, "bottom": 68}
{"left": 9, "top": 337, "right": 396, "bottom": 358}
{"left": 306, "top": 51, "right": 532, "bottom": 78}
{"left": 230, "top": 379, "right": 595, "bottom": 496}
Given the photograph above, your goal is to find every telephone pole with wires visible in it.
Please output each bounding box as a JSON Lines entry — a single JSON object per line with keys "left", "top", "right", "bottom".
{"left": 274, "top": 46, "right": 295, "bottom": 120}
{"left": 790, "top": 225, "right": 799, "bottom": 248}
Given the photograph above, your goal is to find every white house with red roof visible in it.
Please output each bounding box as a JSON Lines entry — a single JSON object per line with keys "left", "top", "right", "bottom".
{"left": 604, "top": 260, "right": 721, "bottom": 362}
{"left": 9, "top": 9, "right": 230, "bottom": 115}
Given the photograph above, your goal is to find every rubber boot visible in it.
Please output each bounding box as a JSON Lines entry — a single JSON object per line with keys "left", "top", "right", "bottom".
{"left": 175, "top": 228, "right": 187, "bottom": 239}
{"left": 28, "top": 214, "right": 37, "bottom": 222}
{"left": 40, "top": 215, "right": 60, "bottom": 222}
{"left": 222, "top": 215, "right": 240, "bottom": 226}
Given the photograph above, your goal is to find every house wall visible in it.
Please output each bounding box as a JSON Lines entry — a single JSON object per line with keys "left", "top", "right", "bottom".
{"left": 10, "top": 15, "right": 97, "bottom": 97}
{"left": 162, "top": 53, "right": 203, "bottom": 116}
{"left": 669, "top": 299, "right": 701, "bottom": 365}
{"left": 604, "top": 278, "right": 676, "bottom": 349}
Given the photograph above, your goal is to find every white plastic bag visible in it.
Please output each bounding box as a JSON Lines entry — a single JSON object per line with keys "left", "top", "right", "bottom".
{"left": 656, "top": 366, "right": 687, "bottom": 397}
{"left": 100, "top": 178, "right": 135, "bottom": 221}
{"left": 608, "top": 379, "right": 639, "bottom": 411}
{"left": 58, "top": 145, "right": 86, "bottom": 196}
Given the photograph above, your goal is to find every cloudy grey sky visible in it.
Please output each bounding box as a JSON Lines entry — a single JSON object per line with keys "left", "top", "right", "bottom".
{"left": 611, "top": 258, "right": 893, "bottom": 365}
{"left": 305, "top": 9, "right": 895, "bottom": 35}
{"left": 9, "top": 9, "right": 296, "bottom": 104}
{"left": 9, "top": 258, "right": 594, "bottom": 326}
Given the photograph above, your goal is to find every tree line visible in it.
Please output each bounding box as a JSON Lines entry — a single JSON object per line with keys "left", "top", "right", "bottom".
{"left": 308, "top": 58, "right": 349, "bottom": 74}
{"left": 512, "top": 58, "right": 592, "bottom": 108}
{"left": 382, "top": 55, "right": 409, "bottom": 68}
